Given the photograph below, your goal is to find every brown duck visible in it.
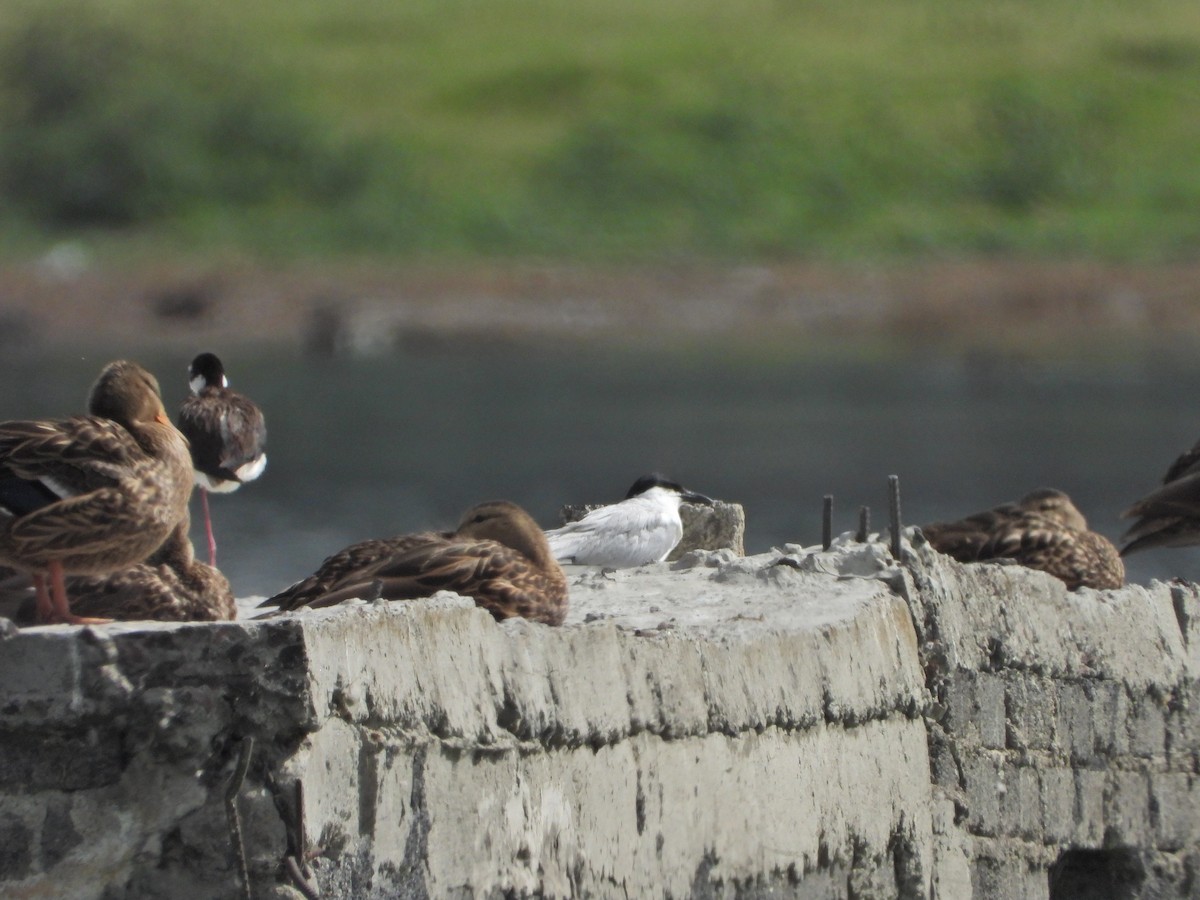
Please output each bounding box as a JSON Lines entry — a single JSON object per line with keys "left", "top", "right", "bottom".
{"left": 263, "top": 500, "right": 568, "bottom": 625}
{"left": 921, "top": 488, "right": 1124, "bottom": 590}
{"left": 177, "top": 352, "right": 267, "bottom": 567}
{"left": 0, "top": 360, "right": 194, "bottom": 624}
{"left": 1120, "top": 437, "right": 1200, "bottom": 556}
{"left": 0, "top": 514, "right": 233, "bottom": 624}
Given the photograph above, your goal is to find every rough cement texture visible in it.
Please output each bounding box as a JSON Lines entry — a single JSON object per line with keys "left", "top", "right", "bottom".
{"left": 897, "top": 530, "right": 1200, "bottom": 900}
{"left": 0, "top": 530, "right": 1197, "bottom": 898}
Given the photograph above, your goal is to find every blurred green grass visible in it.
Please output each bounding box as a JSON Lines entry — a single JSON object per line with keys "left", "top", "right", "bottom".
{"left": 1, "top": 0, "right": 1199, "bottom": 261}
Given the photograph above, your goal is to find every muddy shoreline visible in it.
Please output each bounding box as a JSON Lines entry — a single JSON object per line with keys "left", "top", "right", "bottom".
{"left": 2, "top": 257, "right": 1198, "bottom": 356}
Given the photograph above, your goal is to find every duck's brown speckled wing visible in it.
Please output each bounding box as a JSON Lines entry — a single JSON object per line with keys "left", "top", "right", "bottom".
{"left": 304, "top": 537, "right": 568, "bottom": 625}
{"left": 978, "top": 516, "right": 1124, "bottom": 590}
{"left": 0, "top": 511, "right": 234, "bottom": 624}
{"left": 0, "top": 416, "right": 169, "bottom": 566}
{"left": 1161, "top": 440, "right": 1200, "bottom": 485}
{"left": 924, "top": 500, "right": 1123, "bottom": 591}
{"left": 0, "top": 416, "right": 141, "bottom": 485}
{"left": 264, "top": 533, "right": 444, "bottom": 612}
{"left": 921, "top": 503, "right": 1026, "bottom": 562}
{"left": 1120, "top": 437, "right": 1200, "bottom": 556}
{"left": 0, "top": 553, "right": 234, "bottom": 624}
{"left": 65, "top": 560, "right": 234, "bottom": 622}
{"left": 1120, "top": 470, "right": 1200, "bottom": 555}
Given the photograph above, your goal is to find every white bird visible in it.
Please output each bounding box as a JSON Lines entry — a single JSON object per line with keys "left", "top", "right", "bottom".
{"left": 545, "top": 473, "right": 714, "bottom": 568}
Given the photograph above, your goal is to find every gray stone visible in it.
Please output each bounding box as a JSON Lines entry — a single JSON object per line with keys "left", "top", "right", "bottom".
{"left": 1105, "top": 770, "right": 1153, "bottom": 845}
{"left": 1090, "top": 681, "right": 1129, "bottom": 757}
{"left": 1128, "top": 693, "right": 1168, "bottom": 759}
{"left": 1150, "top": 772, "right": 1200, "bottom": 851}
{"left": 945, "top": 672, "right": 1005, "bottom": 748}
{"left": 970, "top": 854, "right": 1049, "bottom": 900}
{"left": 672, "top": 500, "right": 746, "bottom": 559}
{"left": 0, "top": 811, "right": 32, "bottom": 879}
{"left": 960, "top": 751, "right": 1004, "bottom": 837}
{"left": 1037, "top": 767, "right": 1074, "bottom": 846}
{"left": 997, "top": 763, "right": 1040, "bottom": 841}
{"left": 1005, "top": 675, "right": 1057, "bottom": 752}
{"left": 1054, "top": 683, "right": 1096, "bottom": 764}
{"left": 39, "top": 794, "right": 81, "bottom": 870}
{"left": 0, "top": 536, "right": 1199, "bottom": 897}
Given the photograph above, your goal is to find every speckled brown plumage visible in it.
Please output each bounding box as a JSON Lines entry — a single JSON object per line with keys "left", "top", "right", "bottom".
{"left": 922, "top": 488, "right": 1124, "bottom": 590}
{"left": 0, "top": 360, "right": 194, "bottom": 624}
{"left": 0, "top": 516, "right": 233, "bottom": 624}
{"left": 1120, "top": 437, "right": 1200, "bottom": 556}
{"left": 262, "top": 532, "right": 444, "bottom": 613}
{"left": 264, "top": 500, "right": 567, "bottom": 625}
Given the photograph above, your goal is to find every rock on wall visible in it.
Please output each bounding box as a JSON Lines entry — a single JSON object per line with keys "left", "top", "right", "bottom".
{"left": 901, "top": 535, "right": 1200, "bottom": 899}
{"left": 0, "top": 535, "right": 1197, "bottom": 898}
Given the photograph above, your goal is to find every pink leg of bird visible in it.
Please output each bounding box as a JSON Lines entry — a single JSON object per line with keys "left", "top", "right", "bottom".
{"left": 32, "top": 572, "right": 53, "bottom": 623}
{"left": 200, "top": 488, "right": 217, "bottom": 567}
{"left": 46, "top": 560, "right": 111, "bottom": 626}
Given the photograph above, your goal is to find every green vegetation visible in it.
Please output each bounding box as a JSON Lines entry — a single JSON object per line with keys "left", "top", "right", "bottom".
{"left": 1, "top": 0, "right": 1199, "bottom": 261}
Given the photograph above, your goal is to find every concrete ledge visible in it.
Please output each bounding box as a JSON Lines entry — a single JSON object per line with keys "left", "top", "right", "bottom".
{"left": 1, "top": 533, "right": 1198, "bottom": 898}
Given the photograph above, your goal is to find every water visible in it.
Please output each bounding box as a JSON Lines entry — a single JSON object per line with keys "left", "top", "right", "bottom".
{"left": 1, "top": 342, "right": 1197, "bottom": 596}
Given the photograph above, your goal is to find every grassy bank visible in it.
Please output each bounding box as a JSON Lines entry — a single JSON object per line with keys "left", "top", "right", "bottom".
{"left": 1, "top": 0, "right": 1199, "bottom": 262}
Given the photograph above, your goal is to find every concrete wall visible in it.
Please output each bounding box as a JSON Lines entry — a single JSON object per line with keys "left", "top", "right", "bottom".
{"left": 0, "top": 534, "right": 1197, "bottom": 898}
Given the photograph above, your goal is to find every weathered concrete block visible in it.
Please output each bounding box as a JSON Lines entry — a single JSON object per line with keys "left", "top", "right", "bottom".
{"left": 960, "top": 751, "right": 1004, "bottom": 838}
{"left": 1150, "top": 772, "right": 1200, "bottom": 851}
{"left": 997, "top": 763, "right": 1041, "bottom": 841}
{"left": 930, "top": 797, "right": 972, "bottom": 900}
{"left": 1128, "top": 693, "right": 1168, "bottom": 759}
{"left": 673, "top": 501, "right": 746, "bottom": 559}
{"left": 929, "top": 737, "right": 961, "bottom": 794}
{"left": 1005, "top": 675, "right": 1056, "bottom": 752}
{"left": 4, "top": 534, "right": 1200, "bottom": 898}
{"left": 0, "top": 811, "right": 32, "bottom": 880}
{"left": 945, "top": 672, "right": 1005, "bottom": 750}
{"left": 1073, "top": 768, "right": 1107, "bottom": 845}
{"left": 1104, "top": 770, "right": 1152, "bottom": 845}
{"left": 0, "top": 727, "right": 124, "bottom": 792}
{"left": 1037, "top": 767, "right": 1075, "bottom": 845}
{"left": 903, "top": 540, "right": 1190, "bottom": 689}
{"left": 1054, "top": 682, "right": 1096, "bottom": 764}
{"left": 1167, "top": 682, "right": 1200, "bottom": 769}
{"left": 1090, "top": 680, "right": 1129, "bottom": 757}
{"left": 969, "top": 853, "right": 1049, "bottom": 900}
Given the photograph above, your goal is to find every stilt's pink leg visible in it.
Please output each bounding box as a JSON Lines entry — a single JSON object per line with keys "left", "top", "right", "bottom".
{"left": 32, "top": 572, "right": 53, "bottom": 622}
{"left": 201, "top": 488, "right": 217, "bottom": 567}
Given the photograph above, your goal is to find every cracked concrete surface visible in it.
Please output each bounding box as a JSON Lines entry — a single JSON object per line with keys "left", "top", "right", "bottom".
{"left": 0, "top": 532, "right": 1198, "bottom": 898}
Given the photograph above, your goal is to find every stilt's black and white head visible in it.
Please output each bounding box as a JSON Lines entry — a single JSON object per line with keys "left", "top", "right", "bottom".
{"left": 188, "top": 353, "right": 228, "bottom": 395}
{"left": 624, "top": 473, "right": 714, "bottom": 506}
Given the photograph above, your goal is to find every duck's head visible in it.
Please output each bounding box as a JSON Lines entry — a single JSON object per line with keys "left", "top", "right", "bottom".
{"left": 188, "top": 352, "right": 228, "bottom": 394}
{"left": 1018, "top": 487, "right": 1088, "bottom": 530}
{"left": 88, "top": 360, "right": 170, "bottom": 428}
{"left": 624, "top": 472, "right": 714, "bottom": 506}
{"left": 456, "top": 500, "right": 554, "bottom": 564}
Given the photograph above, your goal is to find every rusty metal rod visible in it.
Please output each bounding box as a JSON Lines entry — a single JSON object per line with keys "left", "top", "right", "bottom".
{"left": 888, "top": 475, "right": 902, "bottom": 559}
{"left": 822, "top": 495, "right": 833, "bottom": 551}
{"left": 857, "top": 506, "right": 870, "bottom": 543}
{"left": 225, "top": 736, "right": 255, "bottom": 900}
